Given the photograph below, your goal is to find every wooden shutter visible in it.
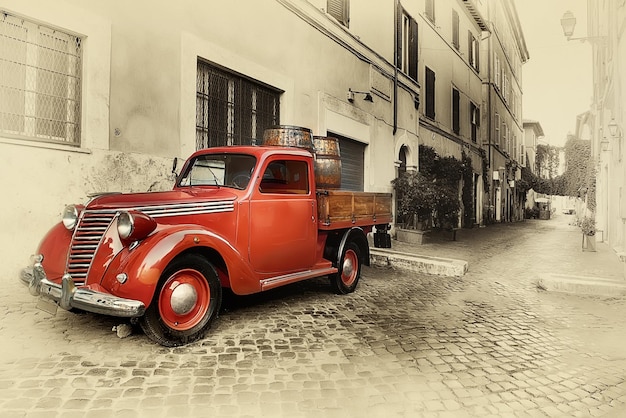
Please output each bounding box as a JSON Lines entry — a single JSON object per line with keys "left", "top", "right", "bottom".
{"left": 426, "top": 0, "right": 435, "bottom": 22}
{"left": 452, "top": 10, "right": 459, "bottom": 50}
{"left": 425, "top": 67, "right": 436, "bottom": 119}
{"left": 328, "top": 0, "right": 349, "bottom": 27}
{"left": 409, "top": 16, "right": 418, "bottom": 81}
{"left": 452, "top": 88, "right": 460, "bottom": 134}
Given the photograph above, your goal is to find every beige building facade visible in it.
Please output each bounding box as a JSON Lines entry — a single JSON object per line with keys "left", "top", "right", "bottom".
{"left": 0, "top": 0, "right": 421, "bottom": 280}
{"left": 480, "top": 0, "right": 528, "bottom": 223}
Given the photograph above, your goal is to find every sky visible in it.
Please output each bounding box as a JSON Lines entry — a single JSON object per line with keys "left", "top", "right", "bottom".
{"left": 513, "top": 0, "right": 593, "bottom": 147}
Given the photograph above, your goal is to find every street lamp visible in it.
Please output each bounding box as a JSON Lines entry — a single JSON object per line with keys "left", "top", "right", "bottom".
{"left": 560, "top": 10, "right": 576, "bottom": 38}
{"left": 608, "top": 118, "right": 621, "bottom": 138}
{"left": 560, "top": 10, "right": 606, "bottom": 43}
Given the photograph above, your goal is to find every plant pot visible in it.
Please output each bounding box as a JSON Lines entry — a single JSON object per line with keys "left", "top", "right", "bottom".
{"left": 582, "top": 233, "right": 596, "bottom": 252}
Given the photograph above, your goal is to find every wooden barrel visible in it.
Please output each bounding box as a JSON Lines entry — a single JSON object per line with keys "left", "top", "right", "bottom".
{"left": 262, "top": 125, "right": 314, "bottom": 152}
{"left": 313, "top": 136, "right": 342, "bottom": 189}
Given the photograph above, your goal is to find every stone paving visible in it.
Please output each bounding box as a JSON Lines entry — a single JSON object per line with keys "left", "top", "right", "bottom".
{"left": 1, "top": 214, "right": 625, "bottom": 417}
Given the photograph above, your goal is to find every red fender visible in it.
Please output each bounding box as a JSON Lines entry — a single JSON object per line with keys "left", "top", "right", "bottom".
{"left": 99, "top": 225, "right": 259, "bottom": 307}
{"left": 36, "top": 222, "right": 73, "bottom": 281}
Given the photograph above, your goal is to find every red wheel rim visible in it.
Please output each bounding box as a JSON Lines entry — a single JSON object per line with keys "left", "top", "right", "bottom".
{"left": 158, "top": 268, "right": 210, "bottom": 331}
{"left": 341, "top": 249, "right": 358, "bottom": 286}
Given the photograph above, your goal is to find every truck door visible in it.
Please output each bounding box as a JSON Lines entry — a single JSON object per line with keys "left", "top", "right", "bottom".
{"left": 249, "top": 158, "right": 317, "bottom": 273}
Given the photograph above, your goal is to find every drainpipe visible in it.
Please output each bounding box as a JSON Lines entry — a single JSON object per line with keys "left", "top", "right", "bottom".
{"left": 393, "top": 0, "right": 398, "bottom": 135}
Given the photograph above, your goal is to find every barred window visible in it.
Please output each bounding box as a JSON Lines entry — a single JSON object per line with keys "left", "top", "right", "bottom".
{"left": 196, "top": 60, "right": 281, "bottom": 150}
{"left": 0, "top": 12, "right": 82, "bottom": 145}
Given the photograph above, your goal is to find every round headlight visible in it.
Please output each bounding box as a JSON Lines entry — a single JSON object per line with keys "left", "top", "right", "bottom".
{"left": 117, "top": 211, "right": 134, "bottom": 240}
{"left": 62, "top": 205, "right": 79, "bottom": 230}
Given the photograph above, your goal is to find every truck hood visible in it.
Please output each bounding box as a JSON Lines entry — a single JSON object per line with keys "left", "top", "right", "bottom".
{"left": 85, "top": 188, "right": 237, "bottom": 215}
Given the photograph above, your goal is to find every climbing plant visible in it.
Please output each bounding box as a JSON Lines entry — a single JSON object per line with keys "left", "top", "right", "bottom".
{"left": 522, "top": 137, "right": 594, "bottom": 208}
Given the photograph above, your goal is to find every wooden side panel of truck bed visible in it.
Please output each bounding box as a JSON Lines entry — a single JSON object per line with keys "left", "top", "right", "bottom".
{"left": 317, "top": 190, "right": 393, "bottom": 230}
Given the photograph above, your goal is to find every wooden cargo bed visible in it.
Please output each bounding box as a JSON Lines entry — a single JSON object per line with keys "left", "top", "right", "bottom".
{"left": 317, "top": 190, "right": 393, "bottom": 230}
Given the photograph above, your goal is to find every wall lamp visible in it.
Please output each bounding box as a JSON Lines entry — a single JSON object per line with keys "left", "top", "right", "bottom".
{"left": 605, "top": 119, "right": 623, "bottom": 156}
{"left": 608, "top": 118, "right": 621, "bottom": 138}
{"left": 560, "top": 10, "right": 606, "bottom": 43}
{"left": 348, "top": 88, "right": 373, "bottom": 103}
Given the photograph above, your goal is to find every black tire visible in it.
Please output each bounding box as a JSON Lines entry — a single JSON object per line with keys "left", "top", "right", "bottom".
{"left": 330, "top": 242, "right": 362, "bottom": 294}
{"left": 139, "top": 253, "right": 222, "bottom": 347}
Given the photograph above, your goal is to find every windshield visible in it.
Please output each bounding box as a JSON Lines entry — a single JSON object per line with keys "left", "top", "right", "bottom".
{"left": 178, "top": 154, "right": 257, "bottom": 190}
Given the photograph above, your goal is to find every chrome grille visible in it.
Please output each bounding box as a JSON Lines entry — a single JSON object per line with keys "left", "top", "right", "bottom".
{"left": 67, "top": 211, "right": 115, "bottom": 283}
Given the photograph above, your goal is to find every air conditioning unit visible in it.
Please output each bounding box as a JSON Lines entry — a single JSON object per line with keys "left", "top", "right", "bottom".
{"left": 492, "top": 171, "right": 499, "bottom": 180}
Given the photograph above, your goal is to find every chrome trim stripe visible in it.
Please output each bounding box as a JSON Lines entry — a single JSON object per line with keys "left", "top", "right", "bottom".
{"left": 84, "top": 199, "right": 236, "bottom": 218}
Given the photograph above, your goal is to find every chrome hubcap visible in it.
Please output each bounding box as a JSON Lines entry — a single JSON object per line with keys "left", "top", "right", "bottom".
{"left": 343, "top": 258, "right": 354, "bottom": 277}
{"left": 170, "top": 283, "right": 198, "bottom": 315}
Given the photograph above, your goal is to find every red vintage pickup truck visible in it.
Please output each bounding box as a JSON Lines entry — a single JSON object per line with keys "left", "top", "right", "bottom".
{"left": 20, "top": 145, "right": 392, "bottom": 346}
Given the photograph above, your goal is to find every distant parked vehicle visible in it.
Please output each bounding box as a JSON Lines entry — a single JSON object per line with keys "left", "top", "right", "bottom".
{"left": 562, "top": 208, "right": 575, "bottom": 215}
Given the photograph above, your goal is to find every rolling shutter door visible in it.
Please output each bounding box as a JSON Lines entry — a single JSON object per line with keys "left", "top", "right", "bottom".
{"left": 334, "top": 135, "right": 365, "bottom": 191}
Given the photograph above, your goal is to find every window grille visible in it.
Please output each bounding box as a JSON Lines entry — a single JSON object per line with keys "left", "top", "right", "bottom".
{"left": 196, "top": 60, "right": 280, "bottom": 150}
{"left": 0, "top": 12, "right": 82, "bottom": 145}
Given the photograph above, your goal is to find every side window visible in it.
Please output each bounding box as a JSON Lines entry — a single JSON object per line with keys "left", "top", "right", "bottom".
{"left": 259, "top": 160, "right": 309, "bottom": 194}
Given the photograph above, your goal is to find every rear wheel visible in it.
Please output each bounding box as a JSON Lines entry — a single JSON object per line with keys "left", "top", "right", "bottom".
{"left": 330, "top": 242, "right": 362, "bottom": 294}
{"left": 140, "top": 253, "right": 222, "bottom": 347}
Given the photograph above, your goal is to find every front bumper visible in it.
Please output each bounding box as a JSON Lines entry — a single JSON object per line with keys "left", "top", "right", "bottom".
{"left": 20, "top": 263, "right": 145, "bottom": 318}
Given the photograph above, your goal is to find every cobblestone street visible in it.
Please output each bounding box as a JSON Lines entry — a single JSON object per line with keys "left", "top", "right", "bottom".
{"left": 2, "top": 215, "right": 625, "bottom": 417}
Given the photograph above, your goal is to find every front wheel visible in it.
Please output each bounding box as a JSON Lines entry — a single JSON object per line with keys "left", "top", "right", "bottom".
{"left": 330, "top": 242, "right": 362, "bottom": 294}
{"left": 140, "top": 253, "right": 222, "bottom": 347}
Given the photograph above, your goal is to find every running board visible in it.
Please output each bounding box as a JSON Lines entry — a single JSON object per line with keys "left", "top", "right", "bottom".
{"left": 260, "top": 267, "right": 338, "bottom": 291}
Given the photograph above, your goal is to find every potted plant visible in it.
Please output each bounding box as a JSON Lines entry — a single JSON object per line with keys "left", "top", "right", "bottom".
{"left": 392, "top": 171, "right": 435, "bottom": 244}
{"left": 579, "top": 216, "right": 596, "bottom": 251}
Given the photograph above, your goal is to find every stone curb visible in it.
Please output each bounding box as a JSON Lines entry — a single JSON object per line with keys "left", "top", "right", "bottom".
{"left": 370, "top": 248, "right": 468, "bottom": 277}
{"left": 538, "top": 273, "right": 626, "bottom": 296}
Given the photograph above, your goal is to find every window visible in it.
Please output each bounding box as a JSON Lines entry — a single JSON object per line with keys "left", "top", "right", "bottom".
{"left": 495, "top": 113, "right": 500, "bottom": 147}
{"left": 0, "top": 12, "right": 82, "bottom": 145}
{"left": 196, "top": 60, "right": 280, "bottom": 150}
{"left": 452, "top": 88, "right": 460, "bottom": 134}
{"left": 425, "top": 0, "right": 435, "bottom": 23}
{"left": 425, "top": 67, "right": 436, "bottom": 120}
{"left": 259, "top": 160, "right": 309, "bottom": 194}
{"left": 470, "top": 102, "right": 480, "bottom": 143}
{"left": 398, "top": 9, "right": 418, "bottom": 81}
{"left": 327, "top": 0, "right": 350, "bottom": 27}
{"left": 452, "top": 10, "right": 460, "bottom": 50}
{"left": 495, "top": 56, "right": 501, "bottom": 89}
{"left": 468, "top": 31, "right": 479, "bottom": 71}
